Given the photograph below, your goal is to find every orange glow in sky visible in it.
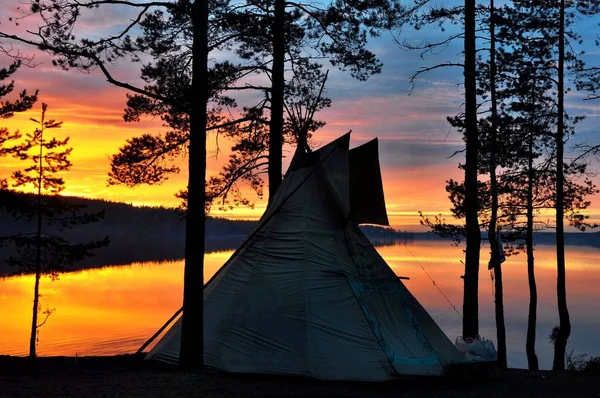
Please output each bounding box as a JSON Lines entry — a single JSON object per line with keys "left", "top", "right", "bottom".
{"left": 1, "top": 41, "right": 600, "bottom": 229}
{"left": 0, "top": 86, "right": 465, "bottom": 229}
{"left": 3, "top": 95, "right": 599, "bottom": 229}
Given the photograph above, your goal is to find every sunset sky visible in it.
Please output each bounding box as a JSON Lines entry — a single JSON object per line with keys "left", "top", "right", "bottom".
{"left": 1, "top": 2, "right": 600, "bottom": 230}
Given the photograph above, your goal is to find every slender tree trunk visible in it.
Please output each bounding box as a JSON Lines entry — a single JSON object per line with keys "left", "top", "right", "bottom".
{"left": 463, "top": 0, "right": 480, "bottom": 340}
{"left": 29, "top": 212, "right": 42, "bottom": 360}
{"left": 526, "top": 127, "right": 539, "bottom": 371}
{"left": 487, "top": 0, "right": 506, "bottom": 368}
{"left": 179, "top": 0, "right": 208, "bottom": 371}
{"left": 29, "top": 116, "right": 45, "bottom": 361}
{"left": 553, "top": 0, "right": 570, "bottom": 371}
{"left": 268, "top": 0, "right": 285, "bottom": 206}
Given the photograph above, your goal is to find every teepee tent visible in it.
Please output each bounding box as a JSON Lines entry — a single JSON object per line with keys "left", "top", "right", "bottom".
{"left": 146, "top": 133, "right": 465, "bottom": 380}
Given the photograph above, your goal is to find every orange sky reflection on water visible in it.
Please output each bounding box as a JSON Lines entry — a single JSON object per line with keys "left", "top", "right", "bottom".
{"left": 0, "top": 251, "right": 231, "bottom": 356}
{"left": 1, "top": 242, "right": 600, "bottom": 369}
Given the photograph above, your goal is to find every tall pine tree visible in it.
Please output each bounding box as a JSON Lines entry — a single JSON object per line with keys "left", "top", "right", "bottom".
{"left": 4, "top": 103, "right": 108, "bottom": 360}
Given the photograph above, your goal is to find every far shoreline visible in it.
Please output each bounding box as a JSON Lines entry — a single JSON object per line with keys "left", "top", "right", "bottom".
{"left": 2, "top": 232, "right": 600, "bottom": 278}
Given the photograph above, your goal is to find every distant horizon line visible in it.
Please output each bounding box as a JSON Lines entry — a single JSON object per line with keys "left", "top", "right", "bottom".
{"left": 4, "top": 190, "right": 600, "bottom": 234}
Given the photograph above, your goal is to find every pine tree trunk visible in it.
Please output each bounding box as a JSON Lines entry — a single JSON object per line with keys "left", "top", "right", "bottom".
{"left": 553, "top": 0, "right": 570, "bottom": 371}
{"left": 526, "top": 130, "right": 539, "bottom": 370}
{"left": 29, "top": 120, "right": 45, "bottom": 361}
{"left": 179, "top": 0, "right": 208, "bottom": 371}
{"left": 29, "top": 238, "right": 41, "bottom": 360}
{"left": 268, "top": 0, "right": 285, "bottom": 206}
{"left": 488, "top": 0, "right": 506, "bottom": 367}
{"left": 463, "top": 0, "right": 480, "bottom": 340}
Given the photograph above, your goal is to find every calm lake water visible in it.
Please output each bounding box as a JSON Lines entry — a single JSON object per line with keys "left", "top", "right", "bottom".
{"left": 1, "top": 241, "right": 599, "bottom": 370}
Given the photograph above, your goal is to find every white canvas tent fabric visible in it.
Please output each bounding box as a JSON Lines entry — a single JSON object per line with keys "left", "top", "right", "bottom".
{"left": 146, "top": 133, "right": 465, "bottom": 380}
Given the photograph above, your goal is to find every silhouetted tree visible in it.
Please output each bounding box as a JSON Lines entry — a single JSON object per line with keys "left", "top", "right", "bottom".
{"left": 574, "top": 3, "right": 600, "bottom": 100}
{"left": 223, "top": 0, "right": 400, "bottom": 202}
{"left": 110, "top": 58, "right": 331, "bottom": 213}
{"left": 0, "top": 60, "right": 38, "bottom": 190}
{"left": 497, "top": 0, "right": 598, "bottom": 370}
{"left": 501, "top": 42, "right": 557, "bottom": 370}
{"left": 510, "top": 0, "right": 599, "bottom": 371}
{"left": 2, "top": 103, "right": 108, "bottom": 361}
{"left": 415, "top": 0, "right": 599, "bottom": 360}
{"left": 1, "top": 0, "right": 225, "bottom": 370}
{"left": 269, "top": 0, "right": 285, "bottom": 202}
{"left": 524, "top": 125, "right": 539, "bottom": 370}
{"left": 484, "top": 1, "right": 558, "bottom": 370}
{"left": 553, "top": 0, "right": 570, "bottom": 371}
{"left": 102, "top": 0, "right": 265, "bottom": 210}
{"left": 398, "top": 0, "right": 483, "bottom": 340}
{"left": 485, "top": 0, "right": 506, "bottom": 368}
{"left": 461, "top": 0, "right": 481, "bottom": 342}
{"left": 108, "top": 0, "right": 395, "bottom": 209}
{"left": 177, "top": 0, "right": 208, "bottom": 371}
{"left": 498, "top": 30, "right": 557, "bottom": 368}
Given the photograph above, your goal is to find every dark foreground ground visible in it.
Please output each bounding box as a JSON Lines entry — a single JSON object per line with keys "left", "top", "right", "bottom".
{"left": 1, "top": 355, "right": 599, "bottom": 397}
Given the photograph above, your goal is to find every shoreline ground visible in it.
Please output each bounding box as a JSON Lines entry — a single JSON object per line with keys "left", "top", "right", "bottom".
{"left": 1, "top": 355, "right": 599, "bottom": 397}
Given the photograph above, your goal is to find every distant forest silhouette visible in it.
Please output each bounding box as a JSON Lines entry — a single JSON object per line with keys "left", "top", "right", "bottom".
{"left": 0, "top": 193, "right": 414, "bottom": 276}
{"left": 0, "top": 193, "right": 253, "bottom": 275}
{"left": 2, "top": 193, "right": 598, "bottom": 277}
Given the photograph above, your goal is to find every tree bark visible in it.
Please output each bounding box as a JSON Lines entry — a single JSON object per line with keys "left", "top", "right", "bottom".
{"left": 179, "top": 0, "right": 208, "bottom": 371}
{"left": 526, "top": 127, "right": 539, "bottom": 371}
{"left": 463, "top": 0, "right": 480, "bottom": 340}
{"left": 29, "top": 115, "right": 45, "bottom": 361}
{"left": 29, "top": 217, "right": 42, "bottom": 361}
{"left": 487, "top": 0, "right": 506, "bottom": 368}
{"left": 29, "top": 266, "right": 40, "bottom": 360}
{"left": 553, "top": 0, "right": 570, "bottom": 371}
{"left": 268, "top": 0, "right": 285, "bottom": 206}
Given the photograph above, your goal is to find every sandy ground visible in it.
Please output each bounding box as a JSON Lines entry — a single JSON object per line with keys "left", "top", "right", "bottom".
{"left": 1, "top": 355, "right": 599, "bottom": 397}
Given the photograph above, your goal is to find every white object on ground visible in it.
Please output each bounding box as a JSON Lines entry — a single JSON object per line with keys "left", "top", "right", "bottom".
{"left": 455, "top": 335, "right": 498, "bottom": 361}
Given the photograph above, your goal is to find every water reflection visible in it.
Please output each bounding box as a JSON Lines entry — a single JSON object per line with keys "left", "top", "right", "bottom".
{"left": 379, "top": 242, "right": 600, "bottom": 369}
{"left": 0, "top": 252, "right": 231, "bottom": 357}
{"left": 1, "top": 242, "right": 599, "bottom": 370}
